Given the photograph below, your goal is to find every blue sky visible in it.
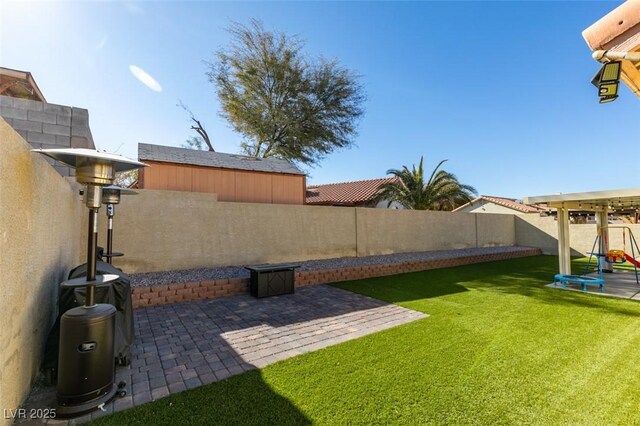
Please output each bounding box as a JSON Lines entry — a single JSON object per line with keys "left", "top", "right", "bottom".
{"left": 2, "top": 1, "right": 637, "bottom": 198}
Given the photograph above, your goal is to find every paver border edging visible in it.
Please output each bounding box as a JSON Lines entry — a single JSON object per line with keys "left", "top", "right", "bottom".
{"left": 131, "top": 248, "right": 542, "bottom": 308}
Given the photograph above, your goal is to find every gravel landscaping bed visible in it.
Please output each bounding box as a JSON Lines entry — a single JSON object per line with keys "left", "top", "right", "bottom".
{"left": 130, "top": 246, "right": 535, "bottom": 288}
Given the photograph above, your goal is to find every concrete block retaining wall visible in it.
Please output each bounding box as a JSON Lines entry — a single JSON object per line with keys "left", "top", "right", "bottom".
{"left": 130, "top": 247, "right": 542, "bottom": 308}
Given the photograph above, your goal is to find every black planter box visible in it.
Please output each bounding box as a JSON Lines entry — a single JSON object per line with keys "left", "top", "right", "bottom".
{"left": 245, "top": 264, "right": 300, "bottom": 298}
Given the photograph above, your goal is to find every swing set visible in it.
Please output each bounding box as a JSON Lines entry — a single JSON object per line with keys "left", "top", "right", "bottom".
{"left": 585, "top": 226, "right": 640, "bottom": 285}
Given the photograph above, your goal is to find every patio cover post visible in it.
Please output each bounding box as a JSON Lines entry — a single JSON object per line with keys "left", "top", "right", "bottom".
{"left": 596, "top": 208, "right": 610, "bottom": 272}
{"left": 557, "top": 207, "right": 571, "bottom": 274}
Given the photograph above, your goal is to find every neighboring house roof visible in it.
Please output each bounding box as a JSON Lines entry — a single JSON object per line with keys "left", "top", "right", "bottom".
{"left": 0, "top": 67, "right": 46, "bottom": 102}
{"left": 452, "top": 195, "right": 549, "bottom": 214}
{"left": 306, "top": 177, "right": 399, "bottom": 205}
{"left": 138, "top": 143, "right": 305, "bottom": 176}
{"left": 582, "top": 0, "right": 640, "bottom": 97}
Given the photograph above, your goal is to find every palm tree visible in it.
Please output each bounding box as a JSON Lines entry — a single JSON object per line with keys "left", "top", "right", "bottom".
{"left": 376, "top": 157, "right": 477, "bottom": 210}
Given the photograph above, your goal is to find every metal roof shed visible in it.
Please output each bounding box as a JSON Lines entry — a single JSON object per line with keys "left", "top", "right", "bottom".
{"left": 523, "top": 188, "right": 640, "bottom": 274}
{"left": 138, "top": 143, "right": 307, "bottom": 204}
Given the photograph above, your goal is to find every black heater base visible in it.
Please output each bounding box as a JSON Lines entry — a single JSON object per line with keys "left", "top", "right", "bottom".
{"left": 56, "top": 302, "right": 118, "bottom": 418}
{"left": 56, "top": 384, "right": 117, "bottom": 418}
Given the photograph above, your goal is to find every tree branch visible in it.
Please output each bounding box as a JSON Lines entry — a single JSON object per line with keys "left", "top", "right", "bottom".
{"left": 190, "top": 117, "right": 214, "bottom": 151}
{"left": 178, "top": 100, "right": 215, "bottom": 151}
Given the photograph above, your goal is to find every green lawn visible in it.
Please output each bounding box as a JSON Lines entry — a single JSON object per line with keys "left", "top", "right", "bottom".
{"left": 90, "top": 256, "right": 640, "bottom": 425}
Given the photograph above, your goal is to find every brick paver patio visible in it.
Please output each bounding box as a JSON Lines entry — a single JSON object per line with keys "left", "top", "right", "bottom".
{"left": 21, "top": 285, "right": 426, "bottom": 424}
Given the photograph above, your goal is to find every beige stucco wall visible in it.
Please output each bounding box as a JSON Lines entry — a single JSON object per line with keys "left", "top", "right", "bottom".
{"left": 103, "top": 190, "right": 358, "bottom": 273}
{"left": 356, "top": 209, "right": 515, "bottom": 256}
{"left": 476, "top": 213, "right": 516, "bottom": 247}
{"left": 515, "top": 215, "right": 567, "bottom": 255}
{"left": 355, "top": 208, "right": 477, "bottom": 256}
{"left": 515, "top": 215, "right": 640, "bottom": 256}
{"left": 0, "top": 118, "right": 83, "bottom": 424}
{"left": 105, "top": 194, "right": 517, "bottom": 273}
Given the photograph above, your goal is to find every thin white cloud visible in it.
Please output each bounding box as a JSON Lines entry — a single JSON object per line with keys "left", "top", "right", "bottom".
{"left": 123, "top": 2, "right": 145, "bottom": 15}
{"left": 95, "top": 35, "right": 108, "bottom": 50}
{"left": 129, "top": 65, "right": 162, "bottom": 92}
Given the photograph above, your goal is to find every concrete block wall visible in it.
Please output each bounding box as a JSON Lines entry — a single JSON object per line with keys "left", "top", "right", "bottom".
{"left": 130, "top": 247, "right": 542, "bottom": 308}
{"left": 98, "top": 190, "right": 358, "bottom": 273}
{"left": 515, "top": 215, "right": 640, "bottom": 255}
{"left": 354, "top": 208, "right": 477, "bottom": 255}
{"left": 0, "top": 95, "right": 95, "bottom": 177}
{"left": 100, "top": 189, "right": 518, "bottom": 274}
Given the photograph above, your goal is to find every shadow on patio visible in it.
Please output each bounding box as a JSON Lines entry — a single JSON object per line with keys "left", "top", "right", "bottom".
{"left": 19, "top": 284, "right": 425, "bottom": 424}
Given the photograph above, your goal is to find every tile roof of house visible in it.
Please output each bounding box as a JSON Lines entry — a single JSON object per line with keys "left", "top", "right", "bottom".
{"left": 582, "top": 0, "right": 640, "bottom": 98}
{"left": 582, "top": 0, "right": 640, "bottom": 53}
{"left": 452, "top": 195, "right": 549, "bottom": 214}
{"left": 138, "top": 143, "right": 305, "bottom": 175}
{"left": 306, "top": 177, "right": 399, "bottom": 205}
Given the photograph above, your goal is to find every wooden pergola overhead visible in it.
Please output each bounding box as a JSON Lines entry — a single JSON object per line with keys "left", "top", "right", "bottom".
{"left": 524, "top": 188, "right": 640, "bottom": 211}
{"left": 0, "top": 67, "right": 46, "bottom": 102}
{"left": 524, "top": 188, "right": 640, "bottom": 276}
{"left": 583, "top": 0, "right": 640, "bottom": 97}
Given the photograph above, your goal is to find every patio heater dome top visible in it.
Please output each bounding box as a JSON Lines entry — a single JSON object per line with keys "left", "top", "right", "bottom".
{"left": 32, "top": 148, "right": 147, "bottom": 172}
{"left": 32, "top": 148, "right": 147, "bottom": 185}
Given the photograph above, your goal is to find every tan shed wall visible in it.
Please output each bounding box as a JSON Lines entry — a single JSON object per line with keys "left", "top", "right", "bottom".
{"left": 0, "top": 118, "right": 84, "bottom": 425}
{"left": 139, "top": 161, "right": 304, "bottom": 204}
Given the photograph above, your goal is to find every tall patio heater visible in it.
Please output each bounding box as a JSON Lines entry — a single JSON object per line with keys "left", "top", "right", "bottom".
{"left": 32, "top": 148, "right": 146, "bottom": 417}
{"left": 101, "top": 185, "right": 137, "bottom": 264}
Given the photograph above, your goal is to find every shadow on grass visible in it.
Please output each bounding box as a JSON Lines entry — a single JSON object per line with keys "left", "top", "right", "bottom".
{"left": 335, "top": 255, "right": 640, "bottom": 318}
{"left": 472, "top": 275, "right": 640, "bottom": 318}
{"left": 91, "top": 369, "right": 311, "bottom": 426}
{"left": 82, "top": 284, "right": 406, "bottom": 425}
